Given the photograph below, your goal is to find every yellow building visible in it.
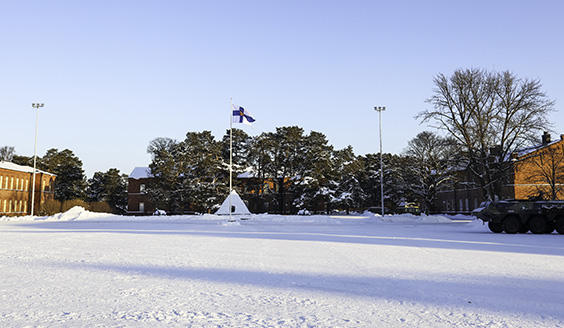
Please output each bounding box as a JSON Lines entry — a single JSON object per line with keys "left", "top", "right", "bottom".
{"left": 0, "top": 161, "right": 56, "bottom": 217}
{"left": 512, "top": 133, "right": 564, "bottom": 200}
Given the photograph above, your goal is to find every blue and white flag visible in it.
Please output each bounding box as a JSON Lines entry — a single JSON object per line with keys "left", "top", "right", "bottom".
{"left": 232, "top": 104, "right": 255, "bottom": 126}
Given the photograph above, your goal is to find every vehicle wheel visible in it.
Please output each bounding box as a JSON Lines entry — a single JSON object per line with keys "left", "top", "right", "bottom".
{"left": 528, "top": 215, "right": 548, "bottom": 234}
{"left": 488, "top": 221, "right": 503, "bottom": 233}
{"left": 556, "top": 217, "right": 564, "bottom": 235}
{"left": 503, "top": 216, "right": 522, "bottom": 234}
{"left": 545, "top": 221, "right": 555, "bottom": 234}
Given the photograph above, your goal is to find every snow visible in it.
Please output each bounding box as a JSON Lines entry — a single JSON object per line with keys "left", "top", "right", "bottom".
{"left": 0, "top": 161, "right": 54, "bottom": 175}
{"left": 129, "top": 167, "right": 151, "bottom": 179}
{"left": 1, "top": 208, "right": 564, "bottom": 327}
{"left": 215, "top": 190, "right": 251, "bottom": 215}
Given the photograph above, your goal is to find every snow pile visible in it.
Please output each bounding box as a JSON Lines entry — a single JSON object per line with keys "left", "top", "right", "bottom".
{"left": 378, "top": 213, "right": 453, "bottom": 223}
{"left": 47, "top": 206, "right": 93, "bottom": 221}
{"left": 215, "top": 190, "right": 251, "bottom": 215}
{"left": 2, "top": 206, "right": 115, "bottom": 222}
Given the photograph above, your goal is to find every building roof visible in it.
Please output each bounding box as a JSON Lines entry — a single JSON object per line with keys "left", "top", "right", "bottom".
{"left": 0, "top": 161, "right": 55, "bottom": 176}
{"left": 512, "top": 135, "right": 564, "bottom": 159}
{"left": 129, "top": 167, "right": 152, "bottom": 179}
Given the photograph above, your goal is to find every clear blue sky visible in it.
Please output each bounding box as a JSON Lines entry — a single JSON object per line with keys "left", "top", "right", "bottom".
{"left": 1, "top": 0, "right": 563, "bottom": 178}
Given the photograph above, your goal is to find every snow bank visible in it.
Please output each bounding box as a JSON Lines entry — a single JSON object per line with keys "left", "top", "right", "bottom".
{"left": 48, "top": 206, "right": 116, "bottom": 221}
{"left": 378, "top": 213, "right": 453, "bottom": 223}
{"left": 1, "top": 208, "right": 469, "bottom": 224}
{"left": 0, "top": 206, "right": 114, "bottom": 222}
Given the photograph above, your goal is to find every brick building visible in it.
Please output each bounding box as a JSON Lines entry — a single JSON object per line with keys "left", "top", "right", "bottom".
{"left": 435, "top": 133, "right": 564, "bottom": 214}
{"left": 512, "top": 133, "right": 564, "bottom": 200}
{"left": 127, "top": 167, "right": 154, "bottom": 215}
{"left": 0, "top": 161, "right": 56, "bottom": 217}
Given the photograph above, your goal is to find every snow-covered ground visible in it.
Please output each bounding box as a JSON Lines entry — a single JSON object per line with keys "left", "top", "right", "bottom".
{"left": 1, "top": 208, "right": 563, "bottom": 327}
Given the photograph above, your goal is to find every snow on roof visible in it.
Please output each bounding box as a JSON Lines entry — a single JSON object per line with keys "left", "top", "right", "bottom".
{"left": 237, "top": 171, "right": 256, "bottom": 178}
{"left": 0, "top": 161, "right": 55, "bottom": 175}
{"left": 129, "top": 167, "right": 152, "bottom": 179}
{"left": 510, "top": 139, "right": 561, "bottom": 159}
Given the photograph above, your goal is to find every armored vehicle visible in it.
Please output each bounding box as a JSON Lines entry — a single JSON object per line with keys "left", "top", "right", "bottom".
{"left": 472, "top": 200, "right": 564, "bottom": 234}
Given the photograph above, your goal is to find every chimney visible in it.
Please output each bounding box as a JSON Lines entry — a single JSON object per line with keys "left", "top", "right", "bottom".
{"left": 542, "top": 132, "right": 551, "bottom": 145}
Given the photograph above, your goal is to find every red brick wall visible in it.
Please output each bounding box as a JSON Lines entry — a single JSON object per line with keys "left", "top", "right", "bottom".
{"left": 127, "top": 177, "right": 154, "bottom": 215}
{"left": 513, "top": 136, "right": 564, "bottom": 200}
{"left": 0, "top": 167, "right": 55, "bottom": 216}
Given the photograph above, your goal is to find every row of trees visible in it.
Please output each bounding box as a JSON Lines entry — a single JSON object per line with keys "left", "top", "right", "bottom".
{"left": 3, "top": 129, "right": 460, "bottom": 215}
{"left": 1, "top": 147, "right": 128, "bottom": 214}
{"left": 145, "top": 127, "right": 462, "bottom": 214}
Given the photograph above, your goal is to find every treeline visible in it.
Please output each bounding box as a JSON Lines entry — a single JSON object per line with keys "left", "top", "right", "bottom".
{"left": 145, "top": 127, "right": 459, "bottom": 214}
{"left": 1, "top": 127, "right": 458, "bottom": 216}
{"left": 2, "top": 147, "right": 127, "bottom": 215}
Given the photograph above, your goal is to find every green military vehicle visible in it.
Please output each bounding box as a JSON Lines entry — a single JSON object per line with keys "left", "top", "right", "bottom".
{"left": 472, "top": 200, "right": 564, "bottom": 234}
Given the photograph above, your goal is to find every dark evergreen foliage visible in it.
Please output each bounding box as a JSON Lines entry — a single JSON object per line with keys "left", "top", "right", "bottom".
{"left": 40, "top": 148, "right": 86, "bottom": 202}
{"left": 87, "top": 168, "right": 128, "bottom": 214}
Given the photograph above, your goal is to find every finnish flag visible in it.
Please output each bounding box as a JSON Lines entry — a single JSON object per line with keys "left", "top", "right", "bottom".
{"left": 232, "top": 104, "right": 256, "bottom": 126}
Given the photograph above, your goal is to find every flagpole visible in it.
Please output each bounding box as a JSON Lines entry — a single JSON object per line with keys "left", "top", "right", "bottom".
{"left": 229, "top": 98, "right": 233, "bottom": 221}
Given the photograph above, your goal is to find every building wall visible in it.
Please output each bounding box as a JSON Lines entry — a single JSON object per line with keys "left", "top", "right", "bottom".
{"left": 0, "top": 165, "right": 56, "bottom": 217}
{"left": 436, "top": 186, "right": 484, "bottom": 215}
{"left": 512, "top": 134, "right": 564, "bottom": 200}
{"left": 434, "top": 133, "right": 564, "bottom": 214}
{"left": 238, "top": 177, "right": 294, "bottom": 214}
{"left": 127, "top": 177, "right": 154, "bottom": 215}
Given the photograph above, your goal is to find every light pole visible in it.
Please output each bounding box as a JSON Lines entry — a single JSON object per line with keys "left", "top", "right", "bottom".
{"left": 31, "top": 103, "right": 44, "bottom": 216}
{"left": 374, "top": 106, "right": 385, "bottom": 216}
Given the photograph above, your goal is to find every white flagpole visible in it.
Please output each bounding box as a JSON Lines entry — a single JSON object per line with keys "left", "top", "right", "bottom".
{"left": 229, "top": 98, "right": 233, "bottom": 221}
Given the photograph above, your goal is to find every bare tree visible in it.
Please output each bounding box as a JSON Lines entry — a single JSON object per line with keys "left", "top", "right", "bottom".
{"left": 0, "top": 146, "right": 15, "bottom": 162}
{"left": 402, "top": 131, "right": 459, "bottom": 214}
{"left": 419, "top": 68, "right": 555, "bottom": 201}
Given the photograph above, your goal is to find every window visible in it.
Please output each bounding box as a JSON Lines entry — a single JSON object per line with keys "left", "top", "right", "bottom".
{"left": 10, "top": 177, "right": 14, "bottom": 190}
{"left": 140, "top": 184, "right": 146, "bottom": 193}
{"left": 465, "top": 199, "right": 469, "bottom": 211}
{"left": 0, "top": 176, "right": 2, "bottom": 189}
{"left": 139, "top": 202, "right": 145, "bottom": 212}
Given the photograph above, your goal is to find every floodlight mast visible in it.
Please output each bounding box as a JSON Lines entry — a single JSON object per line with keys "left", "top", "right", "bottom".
{"left": 374, "top": 106, "right": 385, "bottom": 216}
{"left": 31, "top": 103, "right": 44, "bottom": 216}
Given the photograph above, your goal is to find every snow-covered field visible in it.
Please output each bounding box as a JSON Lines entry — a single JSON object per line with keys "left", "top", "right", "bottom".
{"left": 1, "top": 208, "right": 563, "bottom": 327}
